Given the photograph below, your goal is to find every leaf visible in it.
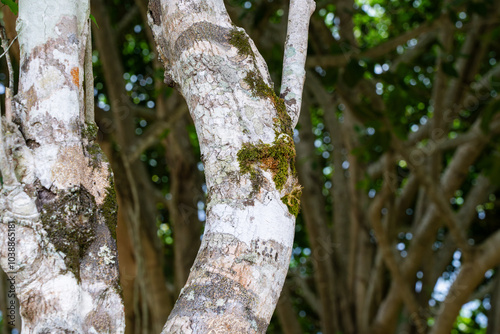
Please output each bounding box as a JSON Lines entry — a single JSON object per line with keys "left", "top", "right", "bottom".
{"left": 1, "top": 0, "right": 18, "bottom": 15}
{"left": 90, "top": 14, "right": 99, "bottom": 29}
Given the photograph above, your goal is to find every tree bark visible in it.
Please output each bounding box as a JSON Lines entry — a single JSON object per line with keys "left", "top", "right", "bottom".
{"left": 148, "top": 0, "right": 314, "bottom": 331}
{"left": 0, "top": 0, "right": 124, "bottom": 332}
{"left": 91, "top": 1, "right": 173, "bottom": 332}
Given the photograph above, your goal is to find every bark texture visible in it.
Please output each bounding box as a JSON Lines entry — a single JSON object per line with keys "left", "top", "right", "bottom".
{"left": 0, "top": 0, "right": 124, "bottom": 332}
{"left": 148, "top": 0, "right": 313, "bottom": 332}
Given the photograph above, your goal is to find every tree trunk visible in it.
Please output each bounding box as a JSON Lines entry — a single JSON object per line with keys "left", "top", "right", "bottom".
{"left": 91, "top": 1, "right": 174, "bottom": 332}
{"left": 0, "top": 0, "right": 124, "bottom": 332}
{"left": 148, "top": 0, "right": 314, "bottom": 331}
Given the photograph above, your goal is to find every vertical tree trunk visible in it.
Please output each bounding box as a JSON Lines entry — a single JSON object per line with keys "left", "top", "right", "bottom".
{"left": 91, "top": 1, "right": 173, "bottom": 332}
{"left": 148, "top": 0, "right": 313, "bottom": 331}
{"left": 0, "top": 0, "right": 124, "bottom": 332}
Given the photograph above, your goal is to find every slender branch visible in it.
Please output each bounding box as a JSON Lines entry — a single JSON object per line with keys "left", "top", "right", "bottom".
{"left": 390, "top": 32, "right": 437, "bottom": 70}
{"left": 290, "top": 273, "right": 322, "bottom": 315}
{"left": 407, "top": 63, "right": 500, "bottom": 146}
{"left": 306, "top": 16, "right": 443, "bottom": 68}
{"left": 280, "top": 0, "right": 315, "bottom": 128}
{"left": 390, "top": 132, "right": 472, "bottom": 257}
{"left": 467, "top": 271, "right": 497, "bottom": 302}
{"left": 430, "top": 229, "right": 500, "bottom": 334}
{"left": 430, "top": 175, "right": 494, "bottom": 288}
{"left": 0, "top": 25, "right": 14, "bottom": 122}
{"left": 130, "top": 103, "right": 157, "bottom": 121}
{"left": 369, "top": 156, "right": 426, "bottom": 333}
{"left": 127, "top": 105, "right": 186, "bottom": 162}
{"left": 85, "top": 21, "right": 95, "bottom": 123}
{"left": 116, "top": 4, "right": 140, "bottom": 34}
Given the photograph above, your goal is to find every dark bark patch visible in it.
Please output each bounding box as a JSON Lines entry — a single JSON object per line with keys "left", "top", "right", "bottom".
{"left": 36, "top": 187, "right": 56, "bottom": 211}
{"left": 149, "top": 0, "right": 162, "bottom": 25}
{"left": 170, "top": 272, "right": 266, "bottom": 332}
{"left": 39, "top": 186, "right": 97, "bottom": 281}
{"left": 84, "top": 309, "right": 112, "bottom": 332}
{"left": 173, "top": 21, "right": 231, "bottom": 60}
{"left": 26, "top": 139, "right": 40, "bottom": 149}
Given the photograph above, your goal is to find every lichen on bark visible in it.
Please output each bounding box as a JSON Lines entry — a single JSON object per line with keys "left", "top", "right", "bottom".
{"left": 39, "top": 186, "right": 97, "bottom": 281}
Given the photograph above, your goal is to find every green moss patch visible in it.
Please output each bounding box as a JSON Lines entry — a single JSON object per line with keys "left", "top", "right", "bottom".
{"left": 82, "top": 122, "right": 98, "bottom": 141}
{"left": 101, "top": 180, "right": 118, "bottom": 241}
{"left": 281, "top": 186, "right": 302, "bottom": 217}
{"left": 236, "top": 49, "right": 301, "bottom": 215}
{"left": 229, "top": 29, "right": 253, "bottom": 58}
{"left": 237, "top": 135, "right": 296, "bottom": 191}
{"left": 243, "top": 71, "right": 292, "bottom": 136}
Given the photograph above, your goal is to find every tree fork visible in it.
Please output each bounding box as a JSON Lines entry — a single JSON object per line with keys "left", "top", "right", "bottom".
{"left": 148, "top": 0, "right": 313, "bottom": 332}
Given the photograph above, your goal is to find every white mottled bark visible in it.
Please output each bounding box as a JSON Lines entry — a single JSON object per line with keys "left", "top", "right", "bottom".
{"left": 148, "top": 0, "right": 312, "bottom": 332}
{"left": 0, "top": 0, "right": 124, "bottom": 332}
{"left": 280, "top": 0, "right": 315, "bottom": 127}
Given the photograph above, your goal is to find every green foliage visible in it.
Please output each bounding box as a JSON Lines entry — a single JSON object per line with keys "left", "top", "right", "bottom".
{"left": 1, "top": 0, "right": 17, "bottom": 15}
{"left": 452, "top": 300, "right": 488, "bottom": 334}
{"left": 90, "top": 14, "right": 99, "bottom": 29}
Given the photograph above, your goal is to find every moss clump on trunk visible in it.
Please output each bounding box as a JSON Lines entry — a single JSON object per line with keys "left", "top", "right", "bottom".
{"left": 243, "top": 71, "right": 292, "bottom": 136}
{"left": 281, "top": 185, "right": 302, "bottom": 217}
{"left": 229, "top": 29, "right": 254, "bottom": 58}
{"left": 237, "top": 62, "right": 301, "bottom": 216}
{"left": 101, "top": 180, "right": 118, "bottom": 241}
{"left": 237, "top": 134, "right": 296, "bottom": 191}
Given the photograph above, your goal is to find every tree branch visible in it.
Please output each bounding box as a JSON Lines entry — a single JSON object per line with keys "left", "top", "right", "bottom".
{"left": 369, "top": 157, "right": 426, "bottom": 333}
{"left": 85, "top": 22, "right": 94, "bottom": 123}
{"left": 430, "top": 230, "right": 500, "bottom": 334}
{"left": 116, "top": 4, "right": 140, "bottom": 34}
{"left": 280, "top": 0, "right": 315, "bottom": 128}
{"left": 127, "top": 104, "right": 187, "bottom": 162}
{"left": 306, "top": 15, "right": 444, "bottom": 68}
{"left": 391, "top": 132, "right": 471, "bottom": 257}
{"left": 0, "top": 25, "right": 14, "bottom": 122}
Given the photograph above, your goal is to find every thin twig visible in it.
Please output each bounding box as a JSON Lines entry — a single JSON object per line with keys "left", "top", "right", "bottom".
{"left": 0, "top": 25, "right": 14, "bottom": 122}
{"left": 85, "top": 21, "right": 95, "bottom": 123}
{"left": 0, "top": 32, "right": 18, "bottom": 60}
